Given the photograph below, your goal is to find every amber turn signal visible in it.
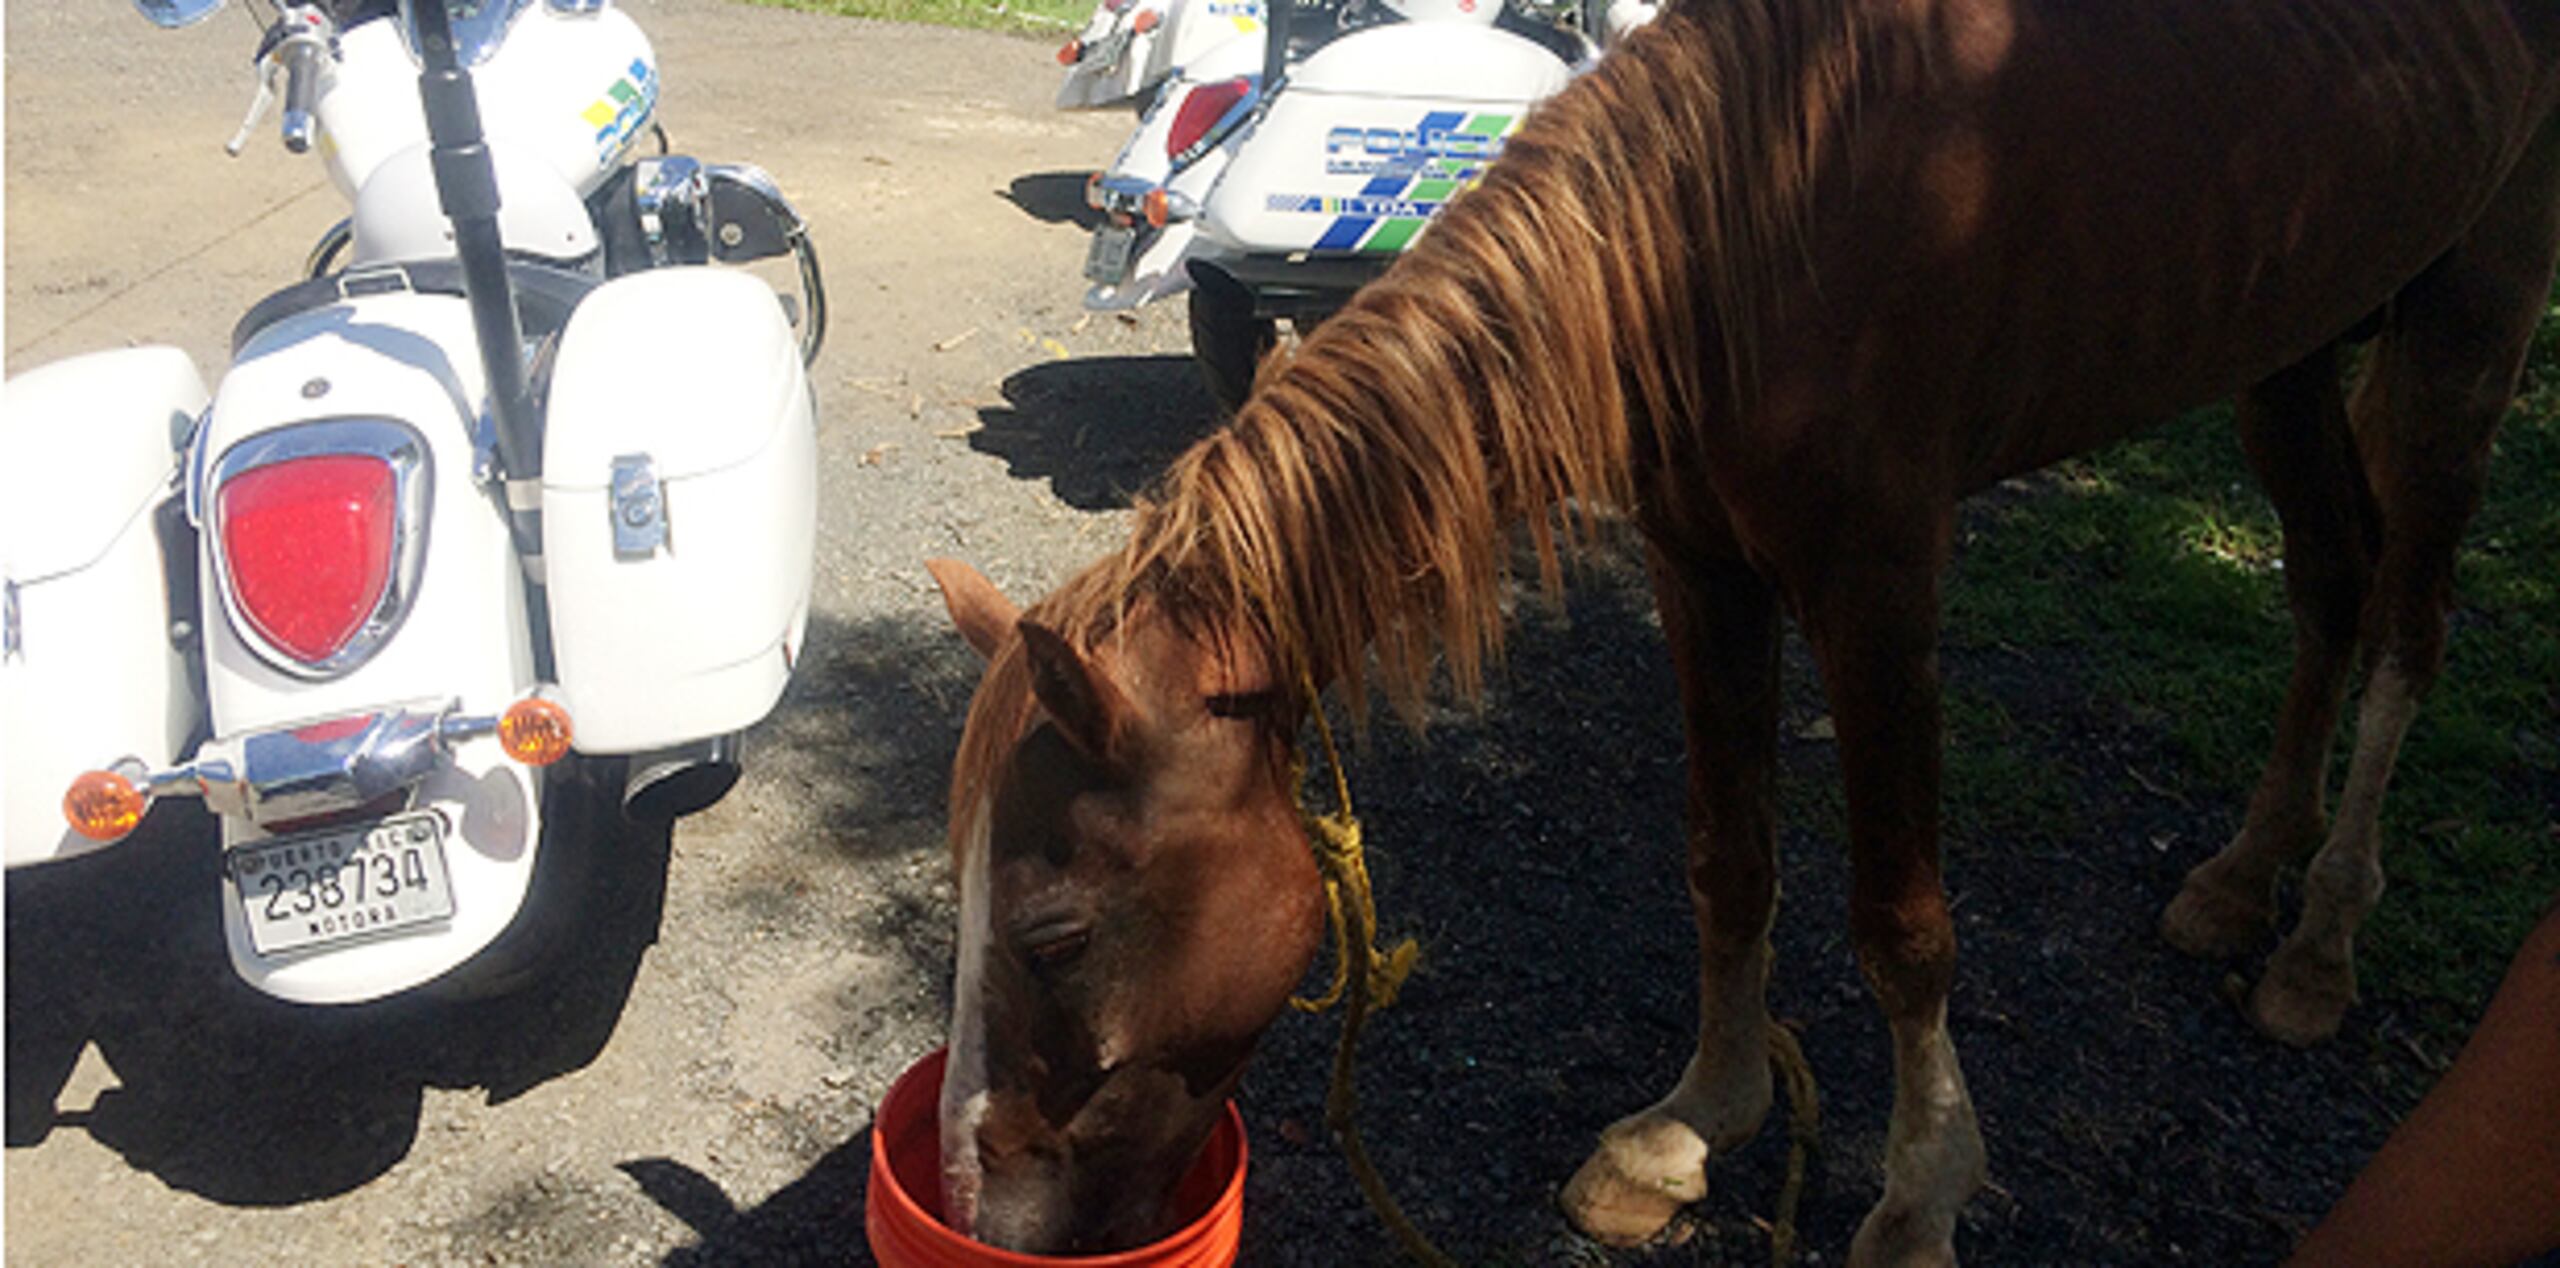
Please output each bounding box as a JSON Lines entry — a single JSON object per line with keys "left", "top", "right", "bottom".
{"left": 1143, "top": 188, "right": 1171, "bottom": 228}
{"left": 63, "top": 770, "right": 148, "bottom": 842}
{"left": 1131, "top": 8, "right": 1160, "bottom": 33}
{"left": 498, "top": 697, "right": 574, "bottom": 766}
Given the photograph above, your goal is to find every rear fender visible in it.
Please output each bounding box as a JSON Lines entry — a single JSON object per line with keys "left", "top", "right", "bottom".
{"left": 1059, "top": 0, "right": 1266, "bottom": 110}
{"left": 1082, "top": 47, "right": 1260, "bottom": 310}
{"left": 201, "top": 292, "right": 548, "bottom": 1004}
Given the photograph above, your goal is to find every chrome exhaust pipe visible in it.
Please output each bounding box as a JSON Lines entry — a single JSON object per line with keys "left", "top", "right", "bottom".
{"left": 621, "top": 732, "right": 742, "bottom": 823}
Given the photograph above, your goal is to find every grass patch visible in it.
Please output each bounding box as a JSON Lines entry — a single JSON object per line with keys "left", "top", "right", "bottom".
{"left": 742, "top": 0, "right": 1088, "bottom": 36}
{"left": 1942, "top": 686, "right": 2084, "bottom": 848}
{"left": 1942, "top": 289, "right": 2560, "bottom": 1035}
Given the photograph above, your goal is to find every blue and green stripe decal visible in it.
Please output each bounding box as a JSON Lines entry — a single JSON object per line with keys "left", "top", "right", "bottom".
{"left": 1296, "top": 109, "right": 1517, "bottom": 253}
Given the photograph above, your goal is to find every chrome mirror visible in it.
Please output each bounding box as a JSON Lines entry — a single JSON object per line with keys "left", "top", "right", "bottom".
{"left": 399, "top": 0, "right": 536, "bottom": 65}
{"left": 133, "top": 0, "right": 225, "bottom": 28}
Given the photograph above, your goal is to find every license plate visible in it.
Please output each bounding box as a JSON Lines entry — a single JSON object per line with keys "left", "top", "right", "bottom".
{"left": 1084, "top": 225, "right": 1138, "bottom": 284}
{"left": 230, "top": 811, "right": 456, "bottom": 956}
{"left": 1082, "top": 28, "right": 1131, "bottom": 69}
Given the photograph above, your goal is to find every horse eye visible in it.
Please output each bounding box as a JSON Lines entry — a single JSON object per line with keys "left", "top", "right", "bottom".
{"left": 1022, "top": 927, "right": 1091, "bottom": 968}
{"left": 1205, "top": 690, "right": 1278, "bottom": 719}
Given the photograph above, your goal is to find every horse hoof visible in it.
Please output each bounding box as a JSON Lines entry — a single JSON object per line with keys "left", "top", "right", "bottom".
{"left": 1559, "top": 1113, "right": 1708, "bottom": 1247}
{"left": 2159, "top": 867, "right": 2274, "bottom": 960}
{"left": 2245, "top": 949, "right": 2354, "bottom": 1047}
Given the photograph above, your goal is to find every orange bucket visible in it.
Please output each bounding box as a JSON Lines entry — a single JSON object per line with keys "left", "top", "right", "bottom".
{"left": 866, "top": 1048, "right": 1248, "bottom": 1268}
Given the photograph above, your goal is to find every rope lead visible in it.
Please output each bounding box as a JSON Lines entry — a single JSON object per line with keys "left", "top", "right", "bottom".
{"left": 1285, "top": 678, "right": 1818, "bottom": 1267}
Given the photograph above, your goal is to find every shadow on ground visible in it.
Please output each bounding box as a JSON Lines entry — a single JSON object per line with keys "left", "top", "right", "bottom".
{"left": 970, "top": 354, "right": 1222, "bottom": 511}
{"left": 3, "top": 780, "right": 673, "bottom": 1204}
{"left": 1000, "top": 172, "right": 1108, "bottom": 232}
{"left": 672, "top": 530, "right": 2425, "bottom": 1265}
{"left": 627, "top": 1137, "right": 878, "bottom": 1266}
{"left": 733, "top": 608, "right": 1025, "bottom": 1014}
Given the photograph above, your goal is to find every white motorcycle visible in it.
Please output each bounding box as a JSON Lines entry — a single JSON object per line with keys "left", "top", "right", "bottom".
{"left": 1069, "top": 0, "right": 1645, "bottom": 409}
{"left": 0, "top": 0, "right": 824, "bottom": 1006}
{"left": 1053, "top": 0, "right": 1266, "bottom": 112}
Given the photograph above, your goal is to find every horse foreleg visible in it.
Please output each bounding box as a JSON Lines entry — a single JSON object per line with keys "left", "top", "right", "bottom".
{"left": 2249, "top": 135, "right": 2560, "bottom": 1044}
{"left": 2163, "top": 346, "right": 2374, "bottom": 959}
{"left": 1561, "top": 548, "right": 1782, "bottom": 1245}
{"left": 1808, "top": 536, "right": 1983, "bottom": 1268}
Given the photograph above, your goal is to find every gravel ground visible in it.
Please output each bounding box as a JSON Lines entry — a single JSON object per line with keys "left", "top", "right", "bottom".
{"left": 5, "top": 2, "right": 2444, "bottom": 1264}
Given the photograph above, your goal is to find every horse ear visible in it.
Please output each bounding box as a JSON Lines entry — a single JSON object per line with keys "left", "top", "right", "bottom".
{"left": 927, "top": 558, "right": 1018, "bottom": 662}
{"left": 1018, "top": 619, "right": 1137, "bottom": 764}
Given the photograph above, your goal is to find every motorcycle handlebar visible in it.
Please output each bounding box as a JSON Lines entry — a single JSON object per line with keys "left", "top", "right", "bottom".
{"left": 279, "top": 36, "right": 322, "bottom": 153}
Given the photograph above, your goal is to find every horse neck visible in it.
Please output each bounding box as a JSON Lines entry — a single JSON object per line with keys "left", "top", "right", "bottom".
{"left": 1127, "top": 6, "right": 1867, "bottom": 718}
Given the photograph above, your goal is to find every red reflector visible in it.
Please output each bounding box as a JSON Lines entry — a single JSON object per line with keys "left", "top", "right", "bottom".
{"left": 290, "top": 715, "right": 375, "bottom": 744}
{"left": 220, "top": 454, "right": 397, "bottom": 665}
{"left": 1165, "top": 78, "right": 1249, "bottom": 162}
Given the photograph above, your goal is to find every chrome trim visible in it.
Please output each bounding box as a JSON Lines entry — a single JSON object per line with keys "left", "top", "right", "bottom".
{"left": 634, "top": 155, "right": 707, "bottom": 256}
{"left": 304, "top": 219, "right": 355, "bottom": 279}
{"left": 1092, "top": 173, "right": 1159, "bottom": 206}
{"left": 622, "top": 732, "right": 742, "bottom": 821}
{"left": 609, "top": 453, "right": 666, "bottom": 558}
{"left": 3, "top": 580, "right": 21, "bottom": 663}
{"left": 205, "top": 418, "right": 434, "bottom": 680}
{"left": 641, "top": 157, "right": 826, "bottom": 364}
{"left": 134, "top": 0, "right": 224, "bottom": 28}
{"left": 704, "top": 163, "right": 827, "bottom": 365}
{"left": 703, "top": 162, "right": 798, "bottom": 221}
{"left": 1166, "top": 77, "right": 1262, "bottom": 172}
{"left": 138, "top": 698, "right": 507, "bottom": 824}
{"left": 1092, "top": 175, "right": 1201, "bottom": 223}
{"left": 183, "top": 406, "right": 215, "bottom": 529}
{"left": 545, "top": 0, "right": 607, "bottom": 12}
{"left": 399, "top": 0, "right": 533, "bottom": 66}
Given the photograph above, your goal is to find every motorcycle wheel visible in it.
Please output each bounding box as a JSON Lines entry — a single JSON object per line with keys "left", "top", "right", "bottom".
{"left": 1188, "top": 281, "right": 1277, "bottom": 416}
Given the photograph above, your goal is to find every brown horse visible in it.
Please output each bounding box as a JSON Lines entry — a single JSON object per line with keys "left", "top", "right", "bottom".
{"left": 926, "top": 0, "right": 2560, "bottom": 1257}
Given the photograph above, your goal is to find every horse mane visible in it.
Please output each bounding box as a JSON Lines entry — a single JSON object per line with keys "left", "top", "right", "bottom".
{"left": 954, "top": 0, "right": 1896, "bottom": 832}
{"left": 1120, "top": 0, "right": 1890, "bottom": 697}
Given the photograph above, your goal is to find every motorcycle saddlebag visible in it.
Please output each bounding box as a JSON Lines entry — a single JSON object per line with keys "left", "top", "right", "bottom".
{"left": 540, "top": 267, "right": 815, "bottom": 754}
{"left": 1, "top": 347, "right": 208, "bottom": 867}
{"left": 1200, "top": 22, "right": 1572, "bottom": 256}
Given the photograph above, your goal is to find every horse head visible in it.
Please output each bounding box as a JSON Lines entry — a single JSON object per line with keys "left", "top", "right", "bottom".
{"left": 925, "top": 557, "right": 1324, "bottom": 1253}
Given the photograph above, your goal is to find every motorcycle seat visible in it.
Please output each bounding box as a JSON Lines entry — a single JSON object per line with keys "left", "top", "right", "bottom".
{"left": 231, "top": 257, "right": 598, "bottom": 359}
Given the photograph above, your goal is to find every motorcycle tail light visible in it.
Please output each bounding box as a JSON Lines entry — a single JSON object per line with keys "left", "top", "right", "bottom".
{"left": 1131, "top": 8, "right": 1161, "bottom": 33}
{"left": 1166, "top": 77, "right": 1252, "bottom": 165}
{"left": 1057, "top": 37, "right": 1083, "bottom": 64}
{"left": 63, "top": 770, "right": 147, "bottom": 842}
{"left": 219, "top": 453, "right": 398, "bottom": 666}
